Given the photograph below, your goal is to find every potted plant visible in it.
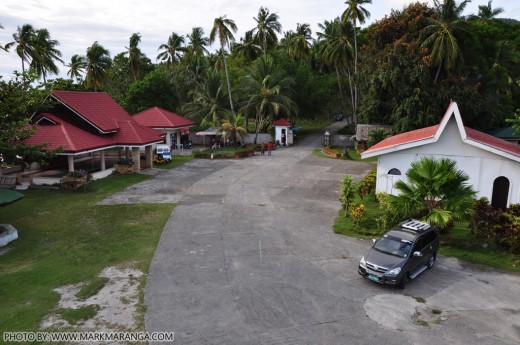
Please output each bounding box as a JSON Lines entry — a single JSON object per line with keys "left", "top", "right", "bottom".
{"left": 61, "top": 169, "right": 92, "bottom": 190}
{"left": 114, "top": 158, "right": 135, "bottom": 174}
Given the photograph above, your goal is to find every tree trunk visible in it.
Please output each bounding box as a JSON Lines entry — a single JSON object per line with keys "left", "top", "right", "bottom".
{"left": 335, "top": 67, "right": 347, "bottom": 118}
{"left": 222, "top": 46, "right": 235, "bottom": 116}
{"left": 434, "top": 63, "right": 442, "bottom": 84}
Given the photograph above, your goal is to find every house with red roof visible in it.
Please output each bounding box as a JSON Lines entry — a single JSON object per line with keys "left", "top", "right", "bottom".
{"left": 272, "top": 117, "right": 293, "bottom": 146}
{"left": 361, "top": 102, "right": 520, "bottom": 209}
{"left": 132, "top": 107, "right": 196, "bottom": 150}
{"left": 26, "top": 91, "right": 164, "bottom": 177}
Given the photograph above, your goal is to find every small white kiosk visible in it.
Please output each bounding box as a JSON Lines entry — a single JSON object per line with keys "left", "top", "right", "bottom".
{"left": 272, "top": 118, "right": 293, "bottom": 146}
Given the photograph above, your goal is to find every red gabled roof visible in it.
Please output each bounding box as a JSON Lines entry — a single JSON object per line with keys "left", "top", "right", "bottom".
{"left": 272, "top": 118, "right": 292, "bottom": 127}
{"left": 133, "top": 107, "right": 196, "bottom": 129}
{"left": 364, "top": 125, "right": 439, "bottom": 153}
{"left": 362, "top": 102, "right": 520, "bottom": 160}
{"left": 51, "top": 90, "right": 131, "bottom": 133}
{"left": 112, "top": 120, "right": 166, "bottom": 146}
{"left": 466, "top": 127, "right": 520, "bottom": 156}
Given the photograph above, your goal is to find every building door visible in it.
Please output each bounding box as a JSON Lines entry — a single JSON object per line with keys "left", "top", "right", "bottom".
{"left": 491, "top": 176, "right": 510, "bottom": 210}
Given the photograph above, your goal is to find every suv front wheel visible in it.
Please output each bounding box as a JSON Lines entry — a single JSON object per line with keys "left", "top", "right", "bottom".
{"left": 427, "top": 254, "right": 436, "bottom": 269}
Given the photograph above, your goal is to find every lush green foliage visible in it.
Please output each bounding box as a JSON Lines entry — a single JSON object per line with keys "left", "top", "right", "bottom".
{"left": 339, "top": 175, "right": 356, "bottom": 217}
{"left": 357, "top": 168, "right": 376, "bottom": 199}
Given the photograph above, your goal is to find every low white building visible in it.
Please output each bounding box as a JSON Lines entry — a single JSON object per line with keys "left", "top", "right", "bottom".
{"left": 361, "top": 102, "right": 520, "bottom": 210}
{"left": 272, "top": 118, "right": 293, "bottom": 146}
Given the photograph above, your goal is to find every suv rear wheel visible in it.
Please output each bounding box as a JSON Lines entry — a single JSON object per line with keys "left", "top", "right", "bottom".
{"left": 398, "top": 273, "right": 409, "bottom": 289}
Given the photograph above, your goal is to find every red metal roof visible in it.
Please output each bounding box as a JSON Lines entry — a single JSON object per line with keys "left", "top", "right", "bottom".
{"left": 51, "top": 90, "right": 132, "bottom": 133}
{"left": 364, "top": 125, "right": 439, "bottom": 153}
{"left": 133, "top": 107, "right": 196, "bottom": 129}
{"left": 25, "top": 91, "right": 165, "bottom": 153}
{"left": 363, "top": 101, "right": 520, "bottom": 158}
{"left": 272, "top": 118, "right": 292, "bottom": 127}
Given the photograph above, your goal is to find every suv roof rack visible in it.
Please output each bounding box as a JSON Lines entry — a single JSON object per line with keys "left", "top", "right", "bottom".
{"left": 400, "top": 219, "right": 430, "bottom": 232}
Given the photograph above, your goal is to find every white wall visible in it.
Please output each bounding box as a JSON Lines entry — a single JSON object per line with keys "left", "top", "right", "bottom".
{"left": 376, "top": 119, "right": 520, "bottom": 206}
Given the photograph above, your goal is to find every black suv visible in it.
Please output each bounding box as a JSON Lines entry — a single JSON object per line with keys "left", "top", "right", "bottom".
{"left": 358, "top": 219, "right": 439, "bottom": 289}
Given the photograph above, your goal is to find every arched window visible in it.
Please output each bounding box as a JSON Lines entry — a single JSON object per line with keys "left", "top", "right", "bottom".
{"left": 491, "top": 176, "right": 510, "bottom": 210}
{"left": 388, "top": 168, "right": 401, "bottom": 175}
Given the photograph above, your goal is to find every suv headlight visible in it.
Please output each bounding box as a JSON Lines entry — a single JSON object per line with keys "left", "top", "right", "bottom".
{"left": 385, "top": 267, "right": 401, "bottom": 276}
{"left": 359, "top": 256, "right": 366, "bottom": 269}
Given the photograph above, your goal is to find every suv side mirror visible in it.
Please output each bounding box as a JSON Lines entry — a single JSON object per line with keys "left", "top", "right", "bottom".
{"left": 372, "top": 239, "right": 376, "bottom": 244}
{"left": 413, "top": 251, "right": 423, "bottom": 257}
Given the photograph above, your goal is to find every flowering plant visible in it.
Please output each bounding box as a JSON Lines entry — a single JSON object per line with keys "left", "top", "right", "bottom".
{"left": 65, "top": 169, "right": 93, "bottom": 182}
{"left": 118, "top": 158, "right": 134, "bottom": 166}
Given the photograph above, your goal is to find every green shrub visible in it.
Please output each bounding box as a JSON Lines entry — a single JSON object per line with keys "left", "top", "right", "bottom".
{"left": 358, "top": 169, "right": 377, "bottom": 199}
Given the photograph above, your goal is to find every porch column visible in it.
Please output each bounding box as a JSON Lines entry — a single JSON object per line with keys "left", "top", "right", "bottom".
{"left": 100, "top": 150, "right": 106, "bottom": 171}
{"left": 145, "top": 145, "right": 153, "bottom": 168}
{"left": 67, "top": 155, "right": 74, "bottom": 172}
{"left": 132, "top": 147, "right": 141, "bottom": 171}
{"left": 165, "top": 131, "right": 172, "bottom": 148}
{"left": 125, "top": 147, "right": 130, "bottom": 159}
{"left": 177, "top": 129, "right": 181, "bottom": 146}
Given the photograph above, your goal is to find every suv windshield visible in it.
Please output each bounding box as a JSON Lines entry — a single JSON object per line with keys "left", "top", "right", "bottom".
{"left": 374, "top": 236, "right": 412, "bottom": 258}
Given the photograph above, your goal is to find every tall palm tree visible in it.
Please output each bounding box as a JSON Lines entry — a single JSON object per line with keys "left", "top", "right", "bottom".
{"left": 85, "top": 41, "right": 111, "bottom": 91}
{"left": 183, "top": 68, "right": 230, "bottom": 127}
{"left": 30, "top": 28, "right": 63, "bottom": 85}
{"left": 66, "top": 54, "right": 86, "bottom": 80}
{"left": 186, "top": 27, "right": 209, "bottom": 59}
{"left": 210, "top": 15, "right": 238, "bottom": 116}
{"left": 157, "top": 32, "right": 185, "bottom": 66}
{"left": 125, "top": 33, "right": 145, "bottom": 81}
{"left": 252, "top": 7, "right": 282, "bottom": 58}
{"left": 287, "top": 23, "right": 312, "bottom": 60}
{"left": 240, "top": 56, "right": 297, "bottom": 143}
{"left": 433, "top": 0, "right": 471, "bottom": 22}
{"left": 341, "top": 0, "right": 371, "bottom": 125}
{"left": 317, "top": 18, "right": 353, "bottom": 121}
{"left": 231, "top": 30, "right": 262, "bottom": 62}
{"left": 390, "top": 157, "right": 476, "bottom": 230}
{"left": 6, "top": 24, "right": 36, "bottom": 74}
{"left": 476, "top": 0, "right": 504, "bottom": 22}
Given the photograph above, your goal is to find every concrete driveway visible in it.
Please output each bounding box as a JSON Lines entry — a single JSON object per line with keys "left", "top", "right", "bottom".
{"left": 101, "top": 123, "right": 520, "bottom": 344}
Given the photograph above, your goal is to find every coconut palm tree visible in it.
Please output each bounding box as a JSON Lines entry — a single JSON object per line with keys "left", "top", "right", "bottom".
{"left": 217, "top": 113, "right": 247, "bottom": 149}
{"left": 317, "top": 18, "right": 353, "bottom": 121}
{"left": 183, "top": 68, "right": 230, "bottom": 127}
{"left": 66, "top": 54, "right": 86, "bottom": 80}
{"left": 30, "top": 28, "right": 63, "bottom": 85}
{"left": 433, "top": 0, "right": 471, "bottom": 22}
{"left": 476, "top": 1, "right": 504, "bottom": 22}
{"left": 157, "top": 32, "right": 185, "bottom": 66}
{"left": 6, "top": 24, "right": 36, "bottom": 74}
{"left": 390, "top": 157, "right": 476, "bottom": 230}
{"left": 231, "top": 30, "right": 262, "bottom": 62}
{"left": 85, "top": 41, "right": 111, "bottom": 91}
{"left": 240, "top": 56, "right": 297, "bottom": 143}
{"left": 252, "top": 7, "right": 282, "bottom": 58}
{"left": 286, "top": 23, "right": 313, "bottom": 60}
{"left": 186, "top": 27, "right": 209, "bottom": 59}
{"left": 125, "top": 33, "right": 145, "bottom": 82}
{"left": 210, "top": 15, "right": 238, "bottom": 116}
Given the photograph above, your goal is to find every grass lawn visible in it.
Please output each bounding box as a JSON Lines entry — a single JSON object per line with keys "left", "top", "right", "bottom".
{"left": 334, "top": 193, "right": 520, "bottom": 273}
{"left": 0, "top": 174, "right": 175, "bottom": 332}
{"left": 312, "top": 147, "right": 378, "bottom": 163}
{"left": 154, "top": 154, "right": 193, "bottom": 169}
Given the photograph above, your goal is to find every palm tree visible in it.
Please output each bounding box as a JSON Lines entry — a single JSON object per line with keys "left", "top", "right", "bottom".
{"left": 341, "top": 0, "right": 371, "bottom": 125}
{"left": 433, "top": 0, "right": 471, "bottom": 22}
{"left": 6, "top": 24, "right": 36, "bottom": 74}
{"left": 390, "top": 157, "right": 476, "bottom": 230}
{"left": 186, "top": 27, "right": 209, "bottom": 59}
{"left": 125, "top": 33, "right": 145, "bottom": 81}
{"left": 283, "top": 23, "right": 313, "bottom": 60}
{"left": 85, "top": 41, "right": 111, "bottom": 91}
{"left": 317, "top": 18, "right": 353, "bottom": 121}
{"left": 183, "top": 68, "right": 230, "bottom": 127}
{"left": 252, "top": 7, "right": 282, "bottom": 58}
{"left": 231, "top": 30, "right": 262, "bottom": 62}
{"left": 217, "top": 113, "right": 247, "bottom": 149}
{"left": 30, "top": 28, "right": 63, "bottom": 85}
{"left": 476, "top": 1, "right": 504, "bottom": 22}
{"left": 66, "top": 54, "right": 86, "bottom": 80}
{"left": 420, "top": 17, "right": 470, "bottom": 83}
{"left": 157, "top": 32, "right": 185, "bottom": 66}
{"left": 0, "top": 23, "right": 7, "bottom": 52}
{"left": 210, "top": 15, "right": 238, "bottom": 116}
{"left": 240, "top": 56, "right": 297, "bottom": 143}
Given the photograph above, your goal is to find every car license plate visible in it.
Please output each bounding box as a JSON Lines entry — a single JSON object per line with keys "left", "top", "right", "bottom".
{"left": 368, "top": 274, "right": 379, "bottom": 282}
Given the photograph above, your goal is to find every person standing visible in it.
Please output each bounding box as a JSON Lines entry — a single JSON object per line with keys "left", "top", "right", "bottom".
{"left": 267, "top": 142, "right": 272, "bottom": 156}
{"left": 260, "top": 144, "right": 265, "bottom": 156}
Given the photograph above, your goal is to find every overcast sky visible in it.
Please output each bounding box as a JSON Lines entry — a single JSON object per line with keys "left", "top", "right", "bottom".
{"left": 1, "top": 0, "right": 518, "bottom": 80}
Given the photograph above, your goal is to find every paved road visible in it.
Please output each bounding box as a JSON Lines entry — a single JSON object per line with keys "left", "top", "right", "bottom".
{"left": 101, "top": 123, "right": 520, "bottom": 345}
